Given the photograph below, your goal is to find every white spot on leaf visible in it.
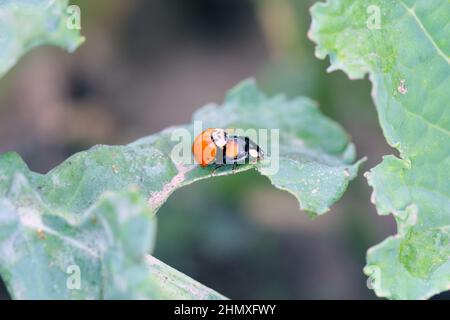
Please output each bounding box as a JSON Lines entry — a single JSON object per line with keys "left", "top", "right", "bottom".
{"left": 397, "top": 79, "right": 408, "bottom": 94}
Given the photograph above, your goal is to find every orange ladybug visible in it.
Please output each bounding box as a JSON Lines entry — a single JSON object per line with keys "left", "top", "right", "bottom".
{"left": 192, "top": 128, "right": 264, "bottom": 167}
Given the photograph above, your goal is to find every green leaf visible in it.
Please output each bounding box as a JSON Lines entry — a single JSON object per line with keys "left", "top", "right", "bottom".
{"left": 0, "top": 0, "right": 85, "bottom": 78}
{"left": 0, "top": 170, "right": 224, "bottom": 299}
{"left": 195, "top": 80, "right": 364, "bottom": 216}
{"left": 310, "top": 0, "right": 450, "bottom": 299}
{"left": 0, "top": 79, "right": 361, "bottom": 298}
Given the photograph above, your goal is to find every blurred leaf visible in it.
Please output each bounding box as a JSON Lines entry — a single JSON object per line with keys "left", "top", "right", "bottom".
{"left": 0, "top": 0, "right": 84, "bottom": 78}
{"left": 145, "top": 255, "right": 226, "bottom": 300}
{"left": 0, "top": 168, "right": 223, "bottom": 299}
{"left": 310, "top": 0, "right": 450, "bottom": 299}
{"left": 0, "top": 79, "right": 360, "bottom": 298}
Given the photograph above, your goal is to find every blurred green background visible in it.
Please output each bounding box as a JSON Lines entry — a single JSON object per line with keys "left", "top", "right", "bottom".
{"left": 0, "top": 0, "right": 401, "bottom": 299}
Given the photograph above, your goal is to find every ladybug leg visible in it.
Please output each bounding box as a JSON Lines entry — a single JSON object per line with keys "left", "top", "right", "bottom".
{"left": 211, "top": 164, "right": 224, "bottom": 175}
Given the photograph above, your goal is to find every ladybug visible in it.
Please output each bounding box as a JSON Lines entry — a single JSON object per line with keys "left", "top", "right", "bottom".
{"left": 192, "top": 128, "right": 264, "bottom": 168}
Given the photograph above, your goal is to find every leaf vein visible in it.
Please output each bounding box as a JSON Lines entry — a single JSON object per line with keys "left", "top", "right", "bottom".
{"left": 399, "top": 0, "right": 450, "bottom": 65}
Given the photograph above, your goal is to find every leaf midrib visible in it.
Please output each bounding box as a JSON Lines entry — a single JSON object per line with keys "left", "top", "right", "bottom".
{"left": 399, "top": 0, "right": 450, "bottom": 65}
